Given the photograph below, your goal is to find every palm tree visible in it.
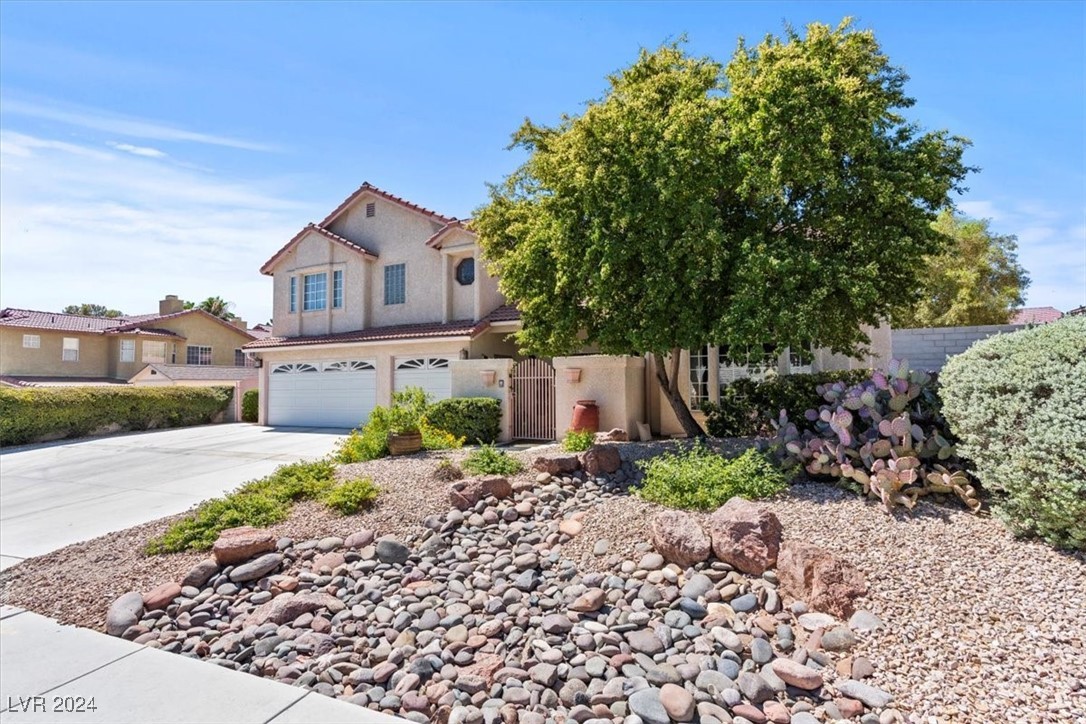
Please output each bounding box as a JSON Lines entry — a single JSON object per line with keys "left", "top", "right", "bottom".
{"left": 184, "top": 296, "right": 237, "bottom": 321}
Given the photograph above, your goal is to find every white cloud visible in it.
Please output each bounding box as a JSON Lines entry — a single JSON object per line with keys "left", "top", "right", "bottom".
{"left": 0, "top": 130, "right": 317, "bottom": 323}
{"left": 108, "top": 141, "right": 167, "bottom": 158}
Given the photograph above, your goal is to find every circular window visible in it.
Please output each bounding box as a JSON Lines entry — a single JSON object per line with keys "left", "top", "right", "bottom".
{"left": 455, "top": 257, "right": 475, "bottom": 286}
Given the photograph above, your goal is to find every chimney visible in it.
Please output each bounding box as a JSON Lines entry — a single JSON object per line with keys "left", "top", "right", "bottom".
{"left": 159, "top": 295, "right": 184, "bottom": 315}
{"left": 232, "top": 319, "right": 248, "bottom": 330}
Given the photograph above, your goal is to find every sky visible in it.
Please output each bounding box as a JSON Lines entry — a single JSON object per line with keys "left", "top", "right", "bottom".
{"left": 1, "top": 1, "right": 1083, "bottom": 325}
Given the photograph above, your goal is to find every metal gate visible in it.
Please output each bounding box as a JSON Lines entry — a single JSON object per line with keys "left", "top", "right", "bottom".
{"left": 511, "top": 358, "right": 555, "bottom": 441}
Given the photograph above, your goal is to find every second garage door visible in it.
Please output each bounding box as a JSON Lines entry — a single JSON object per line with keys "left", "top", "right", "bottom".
{"left": 267, "top": 360, "right": 376, "bottom": 428}
{"left": 394, "top": 357, "right": 452, "bottom": 402}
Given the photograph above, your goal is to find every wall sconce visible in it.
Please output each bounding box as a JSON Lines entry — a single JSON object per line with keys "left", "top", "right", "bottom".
{"left": 480, "top": 370, "right": 497, "bottom": 386}
{"left": 564, "top": 368, "right": 582, "bottom": 383}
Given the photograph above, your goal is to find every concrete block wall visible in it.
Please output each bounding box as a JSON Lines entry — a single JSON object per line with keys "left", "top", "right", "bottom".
{"left": 891, "top": 324, "right": 1024, "bottom": 371}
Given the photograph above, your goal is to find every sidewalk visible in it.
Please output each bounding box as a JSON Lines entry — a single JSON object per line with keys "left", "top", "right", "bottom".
{"left": 0, "top": 606, "right": 406, "bottom": 724}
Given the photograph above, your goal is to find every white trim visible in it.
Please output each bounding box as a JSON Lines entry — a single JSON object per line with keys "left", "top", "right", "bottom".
{"left": 249, "top": 335, "right": 474, "bottom": 353}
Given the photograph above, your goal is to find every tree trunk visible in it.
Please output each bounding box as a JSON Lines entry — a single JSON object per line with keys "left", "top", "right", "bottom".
{"left": 652, "top": 349, "right": 706, "bottom": 438}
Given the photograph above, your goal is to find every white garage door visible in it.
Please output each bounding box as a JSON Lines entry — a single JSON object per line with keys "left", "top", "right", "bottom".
{"left": 268, "top": 360, "right": 376, "bottom": 428}
{"left": 394, "top": 357, "right": 452, "bottom": 402}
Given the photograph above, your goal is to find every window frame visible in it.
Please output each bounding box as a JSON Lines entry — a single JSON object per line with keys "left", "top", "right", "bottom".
{"left": 455, "top": 257, "right": 475, "bottom": 286}
{"left": 303, "top": 272, "right": 328, "bottom": 312}
{"left": 289, "top": 276, "right": 297, "bottom": 313}
{"left": 120, "top": 339, "right": 136, "bottom": 363}
{"left": 384, "top": 263, "right": 406, "bottom": 305}
{"left": 186, "top": 345, "right": 212, "bottom": 366}
{"left": 22, "top": 334, "right": 40, "bottom": 349}
{"left": 234, "top": 348, "right": 252, "bottom": 367}
{"left": 62, "top": 337, "right": 79, "bottom": 362}
{"left": 333, "top": 269, "right": 344, "bottom": 309}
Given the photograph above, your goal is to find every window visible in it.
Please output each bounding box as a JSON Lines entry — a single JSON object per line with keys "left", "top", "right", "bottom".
{"left": 689, "top": 346, "right": 710, "bottom": 408}
{"left": 333, "top": 269, "right": 344, "bottom": 309}
{"left": 719, "top": 344, "right": 779, "bottom": 386}
{"left": 789, "top": 342, "right": 815, "bottom": 373}
{"left": 187, "top": 345, "right": 212, "bottom": 365}
{"left": 455, "top": 257, "right": 475, "bottom": 286}
{"left": 303, "top": 272, "right": 327, "bottom": 311}
{"left": 234, "top": 349, "right": 252, "bottom": 367}
{"left": 120, "top": 339, "right": 135, "bottom": 362}
{"left": 384, "top": 263, "right": 406, "bottom": 305}
{"left": 289, "top": 276, "right": 297, "bottom": 313}
{"left": 62, "top": 337, "right": 79, "bottom": 362}
{"left": 143, "top": 341, "right": 167, "bottom": 363}
{"left": 366, "top": 202, "right": 376, "bottom": 217}
{"left": 22, "top": 334, "right": 40, "bottom": 349}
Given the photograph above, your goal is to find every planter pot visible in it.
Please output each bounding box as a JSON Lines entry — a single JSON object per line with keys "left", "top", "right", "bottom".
{"left": 387, "top": 431, "right": 422, "bottom": 456}
{"left": 564, "top": 368, "right": 582, "bottom": 383}
{"left": 571, "top": 400, "right": 599, "bottom": 433}
{"left": 480, "top": 370, "right": 497, "bottom": 386}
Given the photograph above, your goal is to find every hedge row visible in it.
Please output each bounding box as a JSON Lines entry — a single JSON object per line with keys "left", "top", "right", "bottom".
{"left": 0, "top": 386, "right": 234, "bottom": 447}
{"left": 242, "top": 389, "right": 259, "bottom": 422}
{"left": 425, "top": 397, "right": 502, "bottom": 444}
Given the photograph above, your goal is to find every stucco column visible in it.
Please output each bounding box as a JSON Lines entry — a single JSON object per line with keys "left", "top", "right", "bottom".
{"left": 442, "top": 255, "right": 452, "bottom": 323}
{"left": 472, "top": 251, "right": 481, "bottom": 321}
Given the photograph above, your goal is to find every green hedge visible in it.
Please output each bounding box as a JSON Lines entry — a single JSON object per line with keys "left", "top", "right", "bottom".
{"left": 0, "top": 386, "right": 234, "bottom": 447}
{"left": 701, "top": 370, "right": 872, "bottom": 437}
{"left": 425, "top": 397, "right": 502, "bottom": 443}
{"left": 241, "top": 389, "right": 259, "bottom": 422}
{"left": 940, "top": 316, "right": 1086, "bottom": 550}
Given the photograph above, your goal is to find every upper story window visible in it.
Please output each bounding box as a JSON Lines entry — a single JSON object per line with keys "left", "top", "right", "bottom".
{"left": 62, "top": 337, "right": 79, "bottom": 362}
{"left": 143, "top": 341, "right": 167, "bottom": 363}
{"left": 22, "top": 334, "right": 40, "bottom": 349}
{"left": 120, "top": 339, "right": 135, "bottom": 362}
{"left": 303, "top": 273, "right": 327, "bottom": 311}
{"left": 289, "top": 276, "right": 297, "bottom": 313}
{"left": 187, "top": 345, "right": 212, "bottom": 365}
{"left": 384, "top": 263, "right": 406, "bottom": 305}
{"left": 333, "top": 269, "right": 344, "bottom": 309}
{"left": 456, "top": 257, "right": 475, "bottom": 286}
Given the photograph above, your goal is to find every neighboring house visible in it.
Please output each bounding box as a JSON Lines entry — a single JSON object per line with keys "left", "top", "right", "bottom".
{"left": 0, "top": 296, "right": 257, "bottom": 383}
{"left": 244, "top": 182, "right": 888, "bottom": 436}
{"left": 1009, "top": 306, "right": 1064, "bottom": 325}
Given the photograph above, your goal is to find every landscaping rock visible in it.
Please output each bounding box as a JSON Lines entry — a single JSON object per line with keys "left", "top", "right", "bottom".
{"left": 580, "top": 445, "right": 622, "bottom": 476}
{"left": 650, "top": 510, "right": 711, "bottom": 568}
{"left": 245, "top": 591, "right": 345, "bottom": 626}
{"left": 448, "top": 475, "right": 512, "bottom": 511}
{"left": 533, "top": 455, "right": 581, "bottom": 475}
{"left": 344, "top": 529, "right": 375, "bottom": 549}
{"left": 375, "top": 537, "right": 411, "bottom": 565}
{"left": 595, "top": 428, "right": 628, "bottom": 443}
{"left": 142, "top": 582, "right": 180, "bottom": 611}
{"left": 212, "top": 526, "right": 276, "bottom": 566}
{"left": 770, "top": 659, "right": 823, "bottom": 690}
{"left": 836, "top": 680, "right": 894, "bottom": 708}
{"left": 627, "top": 688, "right": 669, "bottom": 724}
{"left": 659, "top": 683, "right": 694, "bottom": 722}
{"left": 777, "top": 541, "right": 868, "bottom": 618}
{"left": 181, "top": 559, "right": 219, "bottom": 588}
{"left": 821, "top": 625, "right": 857, "bottom": 652}
{"left": 106, "top": 591, "right": 144, "bottom": 636}
{"left": 569, "top": 588, "right": 606, "bottom": 613}
{"left": 706, "top": 497, "right": 782, "bottom": 575}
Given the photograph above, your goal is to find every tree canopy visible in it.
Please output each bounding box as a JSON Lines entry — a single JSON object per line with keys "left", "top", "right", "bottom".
{"left": 63, "top": 303, "right": 124, "bottom": 318}
{"left": 474, "top": 20, "right": 972, "bottom": 435}
{"left": 183, "top": 296, "right": 237, "bottom": 321}
{"left": 897, "top": 209, "right": 1029, "bottom": 328}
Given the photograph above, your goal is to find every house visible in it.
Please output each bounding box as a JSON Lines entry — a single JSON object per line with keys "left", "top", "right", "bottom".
{"left": 0, "top": 296, "right": 257, "bottom": 384}
{"left": 129, "top": 364, "right": 259, "bottom": 421}
{"left": 244, "top": 182, "right": 889, "bottom": 438}
{"left": 1009, "top": 306, "right": 1064, "bottom": 325}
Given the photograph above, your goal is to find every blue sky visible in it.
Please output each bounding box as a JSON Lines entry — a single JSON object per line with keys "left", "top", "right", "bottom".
{"left": 1, "top": 1, "right": 1083, "bottom": 324}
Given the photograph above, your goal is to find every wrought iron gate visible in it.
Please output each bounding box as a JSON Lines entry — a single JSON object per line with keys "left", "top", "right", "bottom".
{"left": 511, "top": 358, "right": 555, "bottom": 441}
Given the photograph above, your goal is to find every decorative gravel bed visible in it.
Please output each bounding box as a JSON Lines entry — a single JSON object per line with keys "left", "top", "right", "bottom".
{"left": 2, "top": 440, "right": 1083, "bottom": 723}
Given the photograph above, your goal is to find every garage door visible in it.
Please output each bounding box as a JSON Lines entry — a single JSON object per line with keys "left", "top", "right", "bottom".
{"left": 394, "top": 357, "right": 452, "bottom": 402}
{"left": 268, "top": 360, "right": 376, "bottom": 428}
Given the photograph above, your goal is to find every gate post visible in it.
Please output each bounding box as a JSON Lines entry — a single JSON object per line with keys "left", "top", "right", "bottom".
{"left": 450, "top": 358, "right": 515, "bottom": 442}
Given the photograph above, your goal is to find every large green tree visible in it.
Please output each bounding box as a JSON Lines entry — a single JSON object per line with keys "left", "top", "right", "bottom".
{"left": 63, "top": 303, "right": 124, "bottom": 318}
{"left": 474, "top": 20, "right": 972, "bottom": 436}
{"left": 897, "top": 209, "right": 1029, "bottom": 327}
{"left": 183, "top": 296, "right": 237, "bottom": 321}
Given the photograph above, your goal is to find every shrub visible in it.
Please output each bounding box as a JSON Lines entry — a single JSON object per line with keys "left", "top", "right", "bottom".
{"left": 422, "top": 422, "right": 465, "bottom": 451}
{"left": 426, "top": 397, "right": 502, "bottom": 443}
{"left": 241, "top": 389, "right": 259, "bottom": 422}
{"left": 0, "top": 385, "right": 233, "bottom": 447}
{"left": 940, "top": 317, "right": 1086, "bottom": 550}
{"left": 145, "top": 459, "right": 337, "bottom": 554}
{"left": 323, "top": 477, "right": 380, "bottom": 515}
{"left": 433, "top": 459, "right": 464, "bottom": 482}
{"left": 635, "top": 444, "right": 787, "bottom": 510}
{"left": 462, "top": 443, "right": 524, "bottom": 476}
{"left": 334, "top": 387, "right": 464, "bottom": 463}
{"left": 771, "top": 359, "right": 980, "bottom": 513}
{"left": 702, "top": 370, "right": 871, "bottom": 437}
{"left": 562, "top": 429, "right": 595, "bottom": 452}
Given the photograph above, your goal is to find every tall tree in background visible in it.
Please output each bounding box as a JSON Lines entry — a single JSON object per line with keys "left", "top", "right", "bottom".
{"left": 897, "top": 210, "right": 1030, "bottom": 327}
{"left": 183, "top": 296, "right": 238, "bottom": 321}
{"left": 63, "top": 303, "right": 124, "bottom": 318}
{"left": 474, "top": 20, "right": 971, "bottom": 436}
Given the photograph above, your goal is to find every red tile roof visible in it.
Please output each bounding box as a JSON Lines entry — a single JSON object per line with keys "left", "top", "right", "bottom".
{"left": 259, "top": 223, "right": 379, "bottom": 276}
{"left": 319, "top": 181, "right": 455, "bottom": 228}
{"left": 1010, "top": 306, "right": 1064, "bottom": 325}
{"left": 135, "top": 364, "right": 258, "bottom": 382}
{"left": 483, "top": 304, "right": 521, "bottom": 323}
{"left": 0, "top": 307, "right": 254, "bottom": 340}
{"left": 424, "top": 220, "right": 474, "bottom": 248}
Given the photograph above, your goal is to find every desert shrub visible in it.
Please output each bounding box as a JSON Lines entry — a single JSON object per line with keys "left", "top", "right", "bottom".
{"left": 422, "top": 423, "right": 465, "bottom": 451}
{"left": 940, "top": 317, "right": 1086, "bottom": 550}
{"left": 562, "top": 429, "right": 596, "bottom": 452}
{"left": 323, "top": 477, "right": 380, "bottom": 515}
{"left": 334, "top": 387, "right": 463, "bottom": 463}
{"left": 702, "top": 370, "right": 871, "bottom": 437}
{"left": 241, "top": 389, "right": 259, "bottom": 422}
{"left": 145, "top": 459, "right": 337, "bottom": 554}
{"left": 462, "top": 443, "right": 524, "bottom": 476}
{"left": 635, "top": 444, "right": 787, "bottom": 510}
{"left": 433, "top": 459, "right": 464, "bottom": 482}
{"left": 0, "top": 385, "right": 233, "bottom": 447}
{"left": 771, "top": 359, "right": 980, "bottom": 513}
{"left": 425, "top": 397, "right": 502, "bottom": 443}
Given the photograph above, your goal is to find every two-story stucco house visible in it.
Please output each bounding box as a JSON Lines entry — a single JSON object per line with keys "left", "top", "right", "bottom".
{"left": 243, "top": 184, "right": 521, "bottom": 428}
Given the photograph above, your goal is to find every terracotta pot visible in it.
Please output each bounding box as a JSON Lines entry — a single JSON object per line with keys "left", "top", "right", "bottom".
{"left": 387, "top": 431, "right": 422, "bottom": 456}
{"left": 571, "top": 400, "right": 599, "bottom": 433}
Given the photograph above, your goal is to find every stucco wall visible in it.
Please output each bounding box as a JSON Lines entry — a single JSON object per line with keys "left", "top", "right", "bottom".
{"left": 153, "top": 315, "right": 253, "bottom": 368}
{"left": 450, "top": 358, "right": 515, "bottom": 442}
{"left": 553, "top": 355, "right": 646, "bottom": 440}
{"left": 0, "top": 329, "right": 111, "bottom": 377}
{"left": 271, "top": 230, "right": 363, "bottom": 338}
{"left": 891, "top": 324, "right": 1024, "bottom": 371}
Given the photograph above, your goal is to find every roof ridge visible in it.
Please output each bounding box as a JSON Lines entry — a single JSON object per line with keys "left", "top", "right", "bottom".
{"left": 319, "top": 181, "right": 455, "bottom": 228}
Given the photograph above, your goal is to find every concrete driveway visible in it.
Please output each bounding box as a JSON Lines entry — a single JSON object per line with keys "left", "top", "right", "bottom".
{"left": 0, "top": 424, "right": 348, "bottom": 569}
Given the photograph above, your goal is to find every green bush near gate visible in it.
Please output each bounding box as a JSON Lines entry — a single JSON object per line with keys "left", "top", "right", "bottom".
{"left": 241, "top": 389, "right": 259, "bottom": 422}
{"left": 334, "top": 387, "right": 465, "bottom": 464}
{"left": 425, "top": 397, "right": 502, "bottom": 444}
{"left": 0, "top": 385, "right": 233, "bottom": 447}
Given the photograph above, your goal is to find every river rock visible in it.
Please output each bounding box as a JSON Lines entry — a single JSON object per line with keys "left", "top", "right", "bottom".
{"left": 375, "top": 537, "right": 411, "bottom": 565}
{"left": 229, "top": 553, "right": 282, "bottom": 582}
{"left": 106, "top": 591, "right": 145, "bottom": 636}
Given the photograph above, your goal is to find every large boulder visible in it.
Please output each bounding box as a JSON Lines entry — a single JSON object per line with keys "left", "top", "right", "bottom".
{"left": 245, "top": 591, "right": 346, "bottom": 626}
{"left": 448, "top": 475, "right": 512, "bottom": 511}
{"left": 651, "top": 510, "right": 711, "bottom": 568}
{"left": 706, "top": 497, "right": 782, "bottom": 575}
{"left": 533, "top": 455, "right": 581, "bottom": 475}
{"left": 595, "top": 428, "right": 629, "bottom": 443}
{"left": 580, "top": 444, "right": 622, "bottom": 476}
{"left": 776, "top": 541, "right": 868, "bottom": 618}
{"left": 106, "top": 591, "right": 145, "bottom": 636}
{"left": 212, "top": 526, "right": 276, "bottom": 566}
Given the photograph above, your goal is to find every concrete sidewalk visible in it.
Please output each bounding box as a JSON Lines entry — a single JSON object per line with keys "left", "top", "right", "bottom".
{"left": 0, "top": 607, "right": 405, "bottom": 723}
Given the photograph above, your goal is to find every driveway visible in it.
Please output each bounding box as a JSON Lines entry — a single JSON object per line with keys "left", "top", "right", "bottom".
{"left": 0, "top": 424, "right": 348, "bottom": 570}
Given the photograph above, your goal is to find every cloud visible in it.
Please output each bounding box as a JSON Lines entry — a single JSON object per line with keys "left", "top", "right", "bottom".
{"left": 108, "top": 141, "right": 167, "bottom": 158}
{"left": 1, "top": 98, "right": 277, "bottom": 152}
